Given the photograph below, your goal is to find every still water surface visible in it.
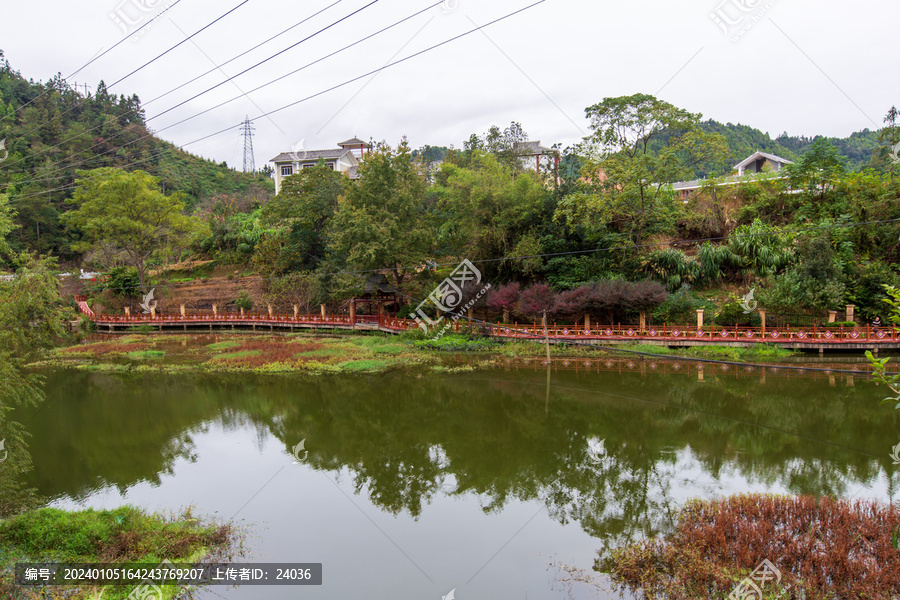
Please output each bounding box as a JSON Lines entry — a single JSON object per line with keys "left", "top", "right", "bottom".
{"left": 18, "top": 360, "right": 900, "bottom": 599}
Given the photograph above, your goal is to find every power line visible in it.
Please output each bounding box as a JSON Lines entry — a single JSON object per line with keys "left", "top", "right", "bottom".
{"left": 14, "top": 0, "right": 439, "bottom": 177}
{"left": 0, "top": 0, "right": 387, "bottom": 178}
{"left": 146, "top": 0, "right": 382, "bottom": 123}
{"left": 0, "top": 0, "right": 486, "bottom": 186}
{"left": 143, "top": 0, "right": 345, "bottom": 106}
{"left": 0, "top": 0, "right": 185, "bottom": 126}
{"left": 108, "top": 0, "right": 253, "bottom": 89}
{"left": 179, "top": 0, "right": 550, "bottom": 148}
{"left": 68, "top": 0, "right": 184, "bottom": 81}
{"left": 0, "top": 0, "right": 254, "bottom": 171}
{"left": 146, "top": 0, "right": 445, "bottom": 130}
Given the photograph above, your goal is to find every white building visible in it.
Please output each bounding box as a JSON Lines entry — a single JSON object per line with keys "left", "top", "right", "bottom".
{"left": 671, "top": 150, "right": 795, "bottom": 200}
{"left": 270, "top": 137, "right": 370, "bottom": 194}
{"left": 734, "top": 150, "right": 794, "bottom": 177}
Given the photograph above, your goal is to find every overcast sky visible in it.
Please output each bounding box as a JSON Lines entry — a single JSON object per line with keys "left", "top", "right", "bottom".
{"left": 1, "top": 0, "right": 895, "bottom": 170}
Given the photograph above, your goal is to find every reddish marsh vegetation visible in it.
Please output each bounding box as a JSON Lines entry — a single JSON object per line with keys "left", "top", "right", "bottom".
{"left": 211, "top": 340, "right": 325, "bottom": 368}
{"left": 59, "top": 341, "right": 151, "bottom": 355}
{"left": 605, "top": 494, "right": 900, "bottom": 599}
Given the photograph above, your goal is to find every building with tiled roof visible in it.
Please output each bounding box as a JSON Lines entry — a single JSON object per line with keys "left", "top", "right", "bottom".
{"left": 270, "top": 137, "right": 371, "bottom": 194}
{"left": 671, "top": 151, "right": 795, "bottom": 201}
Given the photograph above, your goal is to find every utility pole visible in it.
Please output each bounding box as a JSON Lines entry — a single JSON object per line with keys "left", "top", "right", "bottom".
{"left": 240, "top": 116, "right": 256, "bottom": 173}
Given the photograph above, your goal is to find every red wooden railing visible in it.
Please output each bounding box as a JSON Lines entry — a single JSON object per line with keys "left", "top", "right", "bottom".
{"left": 72, "top": 297, "right": 898, "bottom": 344}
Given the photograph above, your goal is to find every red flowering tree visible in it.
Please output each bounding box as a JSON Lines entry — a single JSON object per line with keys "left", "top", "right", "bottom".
{"left": 518, "top": 283, "right": 558, "bottom": 325}
{"left": 554, "top": 280, "right": 667, "bottom": 326}
{"left": 554, "top": 285, "right": 593, "bottom": 322}
{"left": 486, "top": 282, "right": 520, "bottom": 323}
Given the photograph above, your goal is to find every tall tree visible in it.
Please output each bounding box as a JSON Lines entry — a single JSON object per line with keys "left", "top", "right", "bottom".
{"left": 327, "top": 140, "right": 431, "bottom": 288}
{"left": 0, "top": 252, "right": 73, "bottom": 517}
{"left": 259, "top": 161, "right": 344, "bottom": 274}
{"left": 464, "top": 122, "right": 532, "bottom": 175}
{"left": 879, "top": 105, "right": 899, "bottom": 185}
{"left": 433, "top": 151, "right": 547, "bottom": 280}
{"left": 785, "top": 138, "right": 847, "bottom": 200}
{"left": 559, "top": 94, "right": 726, "bottom": 246}
{"left": 0, "top": 194, "right": 16, "bottom": 260}
{"left": 63, "top": 168, "right": 196, "bottom": 291}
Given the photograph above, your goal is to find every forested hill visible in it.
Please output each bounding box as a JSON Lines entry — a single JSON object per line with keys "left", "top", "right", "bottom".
{"left": 0, "top": 52, "right": 273, "bottom": 257}
{"left": 697, "top": 120, "right": 880, "bottom": 176}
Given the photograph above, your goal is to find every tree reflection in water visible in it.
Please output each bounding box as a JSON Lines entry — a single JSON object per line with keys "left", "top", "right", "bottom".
{"left": 22, "top": 364, "right": 900, "bottom": 562}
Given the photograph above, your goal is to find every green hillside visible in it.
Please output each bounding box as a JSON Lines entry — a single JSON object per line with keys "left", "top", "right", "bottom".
{"left": 0, "top": 51, "right": 273, "bottom": 257}
{"left": 698, "top": 120, "right": 880, "bottom": 176}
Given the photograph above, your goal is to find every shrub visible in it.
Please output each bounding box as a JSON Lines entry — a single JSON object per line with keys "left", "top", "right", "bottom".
{"left": 553, "top": 285, "right": 593, "bottom": 319}
{"left": 850, "top": 260, "right": 900, "bottom": 322}
{"left": 714, "top": 296, "right": 762, "bottom": 327}
{"left": 413, "top": 334, "right": 498, "bottom": 352}
{"left": 697, "top": 242, "right": 740, "bottom": 284}
{"left": 0, "top": 506, "right": 233, "bottom": 562}
{"left": 553, "top": 280, "right": 667, "bottom": 325}
{"left": 397, "top": 304, "right": 417, "bottom": 319}
{"left": 518, "top": 283, "right": 557, "bottom": 319}
{"left": 604, "top": 494, "right": 900, "bottom": 600}
{"left": 92, "top": 266, "right": 141, "bottom": 297}
{"left": 820, "top": 321, "right": 857, "bottom": 328}
{"left": 234, "top": 292, "right": 253, "bottom": 311}
{"left": 398, "top": 326, "right": 427, "bottom": 340}
{"left": 652, "top": 285, "right": 700, "bottom": 325}
{"left": 642, "top": 248, "right": 700, "bottom": 292}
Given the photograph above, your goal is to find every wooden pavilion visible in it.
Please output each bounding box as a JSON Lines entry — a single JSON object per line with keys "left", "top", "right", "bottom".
{"left": 350, "top": 274, "right": 399, "bottom": 323}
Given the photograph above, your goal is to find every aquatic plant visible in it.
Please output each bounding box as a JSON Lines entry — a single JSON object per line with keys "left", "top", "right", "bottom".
{"left": 603, "top": 494, "right": 900, "bottom": 599}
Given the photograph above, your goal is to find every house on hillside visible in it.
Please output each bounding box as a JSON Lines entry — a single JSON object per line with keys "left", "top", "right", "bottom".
{"left": 671, "top": 150, "right": 794, "bottom": 201}
{"left": 734, "top": 150, "right": 793, "bottom": 176}
{"left": 270, "top": 137, "right": 371, "bottom": 194}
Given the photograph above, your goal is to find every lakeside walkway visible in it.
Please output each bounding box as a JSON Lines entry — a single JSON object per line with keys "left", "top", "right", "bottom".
{"left": 74, "top": 296, "right": 900, "bottom": 354}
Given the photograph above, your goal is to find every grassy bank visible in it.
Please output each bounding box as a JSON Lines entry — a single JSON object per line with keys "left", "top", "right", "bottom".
{"left": 0, "top": 506, "right": 236, "bottom": 599}
{"left": 35, "top": 331, "right": 796, "bottom": 375}
{"left": 38, "top": 332, "right": 441, "bottom": 374}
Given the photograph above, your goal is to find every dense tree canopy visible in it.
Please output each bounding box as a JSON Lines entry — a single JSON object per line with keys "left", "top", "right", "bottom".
{"left": 259, "top": 162, "right": 344, "bottom": 274}
{"left": 0, "top": 52, "right": 272, "bottom": 258}
{"left": 558, "top": 94, "right": 727, "bottom": 247}
{"left": 2, "top": 46, "right": 899, "bottom": 325}
{"left": 327, "top": 140, "right": 431, "bottom": 288}
{"left": 63, "top": 168, "right": 197, "bottom": 291}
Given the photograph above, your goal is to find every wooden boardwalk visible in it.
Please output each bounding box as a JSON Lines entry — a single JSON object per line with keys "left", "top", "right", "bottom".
{"left": 74, "top": 296, "right": 900, "bottom": 353}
